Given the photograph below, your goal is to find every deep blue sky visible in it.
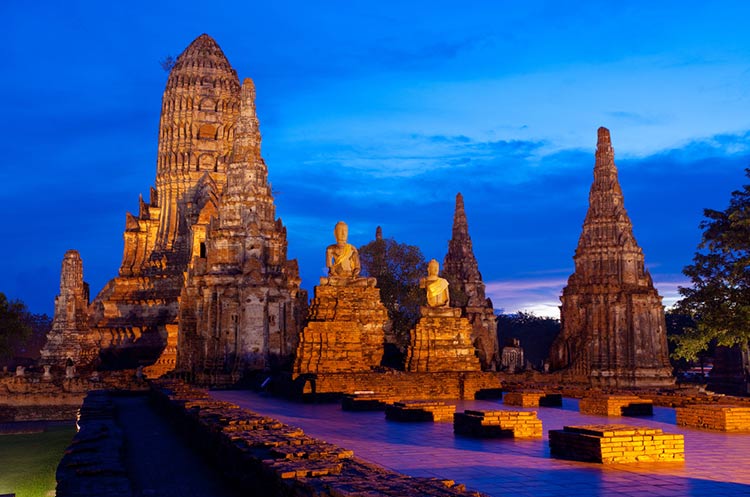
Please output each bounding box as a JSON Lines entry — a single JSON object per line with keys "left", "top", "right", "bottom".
{"left": 3, "top": 1, "right": 750, "bottom": 317}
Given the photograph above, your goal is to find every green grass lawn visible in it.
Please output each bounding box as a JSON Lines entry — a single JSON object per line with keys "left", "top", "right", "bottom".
{"left": 0, "top": 424, "right": 75, "bottom": 497}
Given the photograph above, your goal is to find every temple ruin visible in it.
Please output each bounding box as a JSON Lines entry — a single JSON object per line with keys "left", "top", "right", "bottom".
{"left": 442, "top": 193, "right": 500, "bottom": 370}
{"left": 45, "top": 34, "right": 304, "bottom": 376}
{"left": 40, "top": 250, "right": 96, "bottom": 368}
{"left": 549, "top": 127, "right": 674, "bottom": 388}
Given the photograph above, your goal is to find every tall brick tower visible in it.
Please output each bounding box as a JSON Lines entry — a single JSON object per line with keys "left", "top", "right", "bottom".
{"left": 549, "top": 127, "right": 674, "bottom": 387}
{"left": 85, "top": 34, "right": 242, "bottom": 373}
{"left": 442, "top": 193, "right": 500, "bottom": 370}
{"left": 177, "top": 79, "right": 306, "bottom": 376}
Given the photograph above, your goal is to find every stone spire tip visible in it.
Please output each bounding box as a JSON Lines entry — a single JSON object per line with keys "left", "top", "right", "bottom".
{"left": 597, "top": 127, "right": 611, "bottom": 147}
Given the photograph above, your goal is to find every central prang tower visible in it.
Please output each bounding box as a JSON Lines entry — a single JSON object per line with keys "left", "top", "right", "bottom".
{"left": 549, "top": 127, "right": 674, "bottom": 387}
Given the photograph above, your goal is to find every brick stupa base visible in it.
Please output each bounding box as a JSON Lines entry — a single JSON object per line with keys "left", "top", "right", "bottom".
{"left": 503, "top": 390, "right": 563, "bottom": 408}
{"left": 549, "top": 424, "right": 684, "bottom": 464}
{"left": 406, "top": 307, "right": 481, "bottom": 373}
{"left": 294, "top": 282, "right": 388, "bottom": 374}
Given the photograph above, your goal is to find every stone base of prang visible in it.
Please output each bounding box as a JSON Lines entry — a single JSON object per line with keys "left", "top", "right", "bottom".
{"left": 385, "top": 401, "right": 456, "bottom": 422}
{"left": 503, "top": 390, "right": 563, "bottom": 408}
{"left": 676, "top": 404, "right": 750, "bottom": 432}
{"left": 579, "top": 395, "right": 654, "bottom": 417}
{"left": 454, "top": 410, "right": 542, "bottom": 438}
{"left": 405, "top": 308, "right": 481, "bottom": 373}
{"left": 293, "top": 283, "right": 388, "bottom": 374}
{"left": 292, "top": 371, "right": 501, "bottom": 400}
{"left": 549, "top": 424, "right": 684, "bottom": 464}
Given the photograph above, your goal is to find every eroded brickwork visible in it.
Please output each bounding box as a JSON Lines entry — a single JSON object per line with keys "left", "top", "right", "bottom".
{"left": 442, "top": 193, "right": 499, "bottom": 371}
{"left": 406, "top": 309, "right": 481, "bottom": 373}
{"left": 549, "top": 128, "right": 674, "bottom": 388}
{"left": 294, "top": 284, "right": 388, "bottom": 374}
{"left": 41, "top": 250, "right": 97, "bottom": 367}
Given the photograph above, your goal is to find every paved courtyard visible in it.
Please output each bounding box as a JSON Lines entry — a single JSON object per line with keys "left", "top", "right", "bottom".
{"left": 214, "top": 391, "right": 750, "bottom": 497}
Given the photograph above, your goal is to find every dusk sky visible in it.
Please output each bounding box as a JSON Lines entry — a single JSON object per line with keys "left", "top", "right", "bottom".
{"left": 3, "top": 1, "right": 750, "bottom": 318}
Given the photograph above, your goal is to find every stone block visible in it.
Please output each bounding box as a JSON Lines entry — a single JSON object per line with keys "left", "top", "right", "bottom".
{"left": 676, "top": 404, "right": 750, "bottom": 432}
{"left": 454, "top": 409, "right": 542, "bottom": 438}
{"left": 549, "top": 424, "right": 684, "bottom": 464}
{"left": 385, "top": 401, "right": 456, "bottom": 422}
{"left": 579, "top": 395, "right": 653, "bottom": 416}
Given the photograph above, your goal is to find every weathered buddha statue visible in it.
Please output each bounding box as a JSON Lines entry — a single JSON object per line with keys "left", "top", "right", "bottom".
{"left": 321, "top": 221, "right": 375, "bottom": 286}
{"left": 419, "top": 259, "right": 459, "bottom": 317}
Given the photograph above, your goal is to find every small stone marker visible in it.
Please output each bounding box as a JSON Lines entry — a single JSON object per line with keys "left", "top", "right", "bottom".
{"left": 454, "top": 409, "right": 542, "bottom": 438}
{"left": 579, "top": 395, "right": 653, "bottom": 416}
{"left": 676, "top": 405, "right": 750, "bottom": 432}
{"left": 385, "top": 401, "right": 456, "bottom": 422}
{"left": 549, "top": 424, "right": 684, "bottom": 463}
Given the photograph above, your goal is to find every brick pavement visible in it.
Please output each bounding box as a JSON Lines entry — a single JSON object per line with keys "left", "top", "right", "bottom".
{"left": 214, "top": 392, "right": 750, "bottom": 497}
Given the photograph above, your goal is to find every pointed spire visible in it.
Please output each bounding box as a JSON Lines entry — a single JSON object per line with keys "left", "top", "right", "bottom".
{"left": 375, "top": 226, "right": 383, "bottom": 241}
{"left": 452, "top": 192, "right": 470, "bottom": 240}
{"left": 575, "top": 127, "right": 641, "bottom": 275}
{"left": 229, "top": 78, "right": 261, "bottom": 163}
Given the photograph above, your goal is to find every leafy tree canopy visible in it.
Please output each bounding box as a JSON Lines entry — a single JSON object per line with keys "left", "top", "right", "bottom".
{"left": 0, "top": 293, "right": 33, "bottom": 361}
{"left": 673, "top": 168, "right": 750, "bottom": 361}
{"left": 359, "top": 236, "right": 427, "bottom": 362}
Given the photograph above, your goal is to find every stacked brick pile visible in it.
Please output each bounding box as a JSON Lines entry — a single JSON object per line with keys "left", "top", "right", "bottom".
{"left": 579, "top": 395, "right": 653, "bottom": 416}
{"left": 152, "top": 380, "right": 487, "bottom": 496}
{"left": 549, "top": 424, "right": 684, "bottom": 464}
{"left": 503, "top": 391, "right": 563, "bottom": 408}
{"left": 454, "top": 409, "right": 542, "bottom": 438}
{"left": 294, "top": 285, "right": 388, "bottom": 374}
{"left": 406, "top": 313, "right": 482, "bottom": 372}
{"left": 341, "top": 392, "right": 399, "bottom": 411}
{"left": 385, "top": 401, "right": 456, "bottom": 422}
{"left": 56, "top": 391, "right": 132, "bottom": 497}
{"left": 676, "top": 405, "right": 750, "bottom": 432}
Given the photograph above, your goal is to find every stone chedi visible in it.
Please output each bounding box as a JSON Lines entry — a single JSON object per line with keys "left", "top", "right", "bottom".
{"left": 177, "top": 78, "right": 306, "bottom": 374}
{"left": 405, "top": 260, "right": 481, "bottom": 372}
{"left": 293, "top": 222, "right": 388, "bottom": 374}
{"left": 549, "top": 127, "right": 674, "bottom": 388}
{"left": 442, "top": 193, "right": 500, "bottom": 370}
{"left": 40, "top": 250, "right": 97, "bottom": 367}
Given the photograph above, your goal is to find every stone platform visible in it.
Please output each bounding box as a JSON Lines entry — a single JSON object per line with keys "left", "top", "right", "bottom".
{"left": 503, "top": 390, "right": 562, "bottom": 408}
{"left": 454, "top": 409, "right": 542, "bottom": 438}
{"left": 385, "top": 401, "right": 456, "bottom": 422}
{"left": 549, "top": 424, "right": 684, "bottom": 464}
{"left": 292, "top": 371, "right": 501, "bottom": 400}
{"left": 579, "top": 395, "right": 653, "bottom": 416}
{"left": 676, "top": 404, "right": 750, "bottom": 432}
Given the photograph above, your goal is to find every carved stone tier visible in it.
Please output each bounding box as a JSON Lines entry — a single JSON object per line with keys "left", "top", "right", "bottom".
{"left": 293, "top": 284, "right": 388, "bottom": 374}
{"left": 405, "top": 308, "right": 481, "bottom": 373}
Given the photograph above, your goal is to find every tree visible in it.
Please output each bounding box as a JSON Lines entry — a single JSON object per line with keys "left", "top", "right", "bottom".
{"left": 359, "top": 234, "right": 427, "bottom": 366}
{"left": 673, "top": 168, "right": 750, "bottom": 362}
{"left": 0, "top": 293, "right": 32, "bottom": 361}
